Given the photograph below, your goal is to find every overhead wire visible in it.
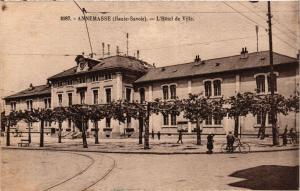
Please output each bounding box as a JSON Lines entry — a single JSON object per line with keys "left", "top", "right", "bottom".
{"left": 223, "top": 2, "right": 298, "bottom": 50}
{"left": 238, "top": 2, "right": 297, "bottom": 41}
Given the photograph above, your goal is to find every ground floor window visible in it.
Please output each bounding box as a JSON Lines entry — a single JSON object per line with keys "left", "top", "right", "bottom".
{"left": 162, "top": 114, "right": 177, "bottom": 126}
{"left": 106, "top": 117, "right": 111, "bottom": 128}
{"left": 205, "top": 115, "right": 222, "bottom": 126}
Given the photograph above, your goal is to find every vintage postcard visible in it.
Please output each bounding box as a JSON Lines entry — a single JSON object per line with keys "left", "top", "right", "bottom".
{"left": 0, "top": 1, "right": 299, "bottom": 190}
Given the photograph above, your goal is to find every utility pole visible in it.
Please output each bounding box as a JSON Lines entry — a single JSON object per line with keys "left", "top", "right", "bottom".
{"left": 267, "top": 1, "right": 279, "bottom": 145}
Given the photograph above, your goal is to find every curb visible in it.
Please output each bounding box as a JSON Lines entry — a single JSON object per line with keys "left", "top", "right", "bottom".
{"left": 2, "top": 146, "right": 299, "bottom": 155}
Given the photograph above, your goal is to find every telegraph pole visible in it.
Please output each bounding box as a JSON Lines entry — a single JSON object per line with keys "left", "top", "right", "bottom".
{"left": 267, "top": 1, "right": 279, "bottom": 145}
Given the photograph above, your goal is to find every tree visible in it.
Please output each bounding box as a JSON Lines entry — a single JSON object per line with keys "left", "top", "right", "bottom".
{"left": 52, "top": 107, "right": 68, "bottom": 144}
{"left": 251, "top": 94, "right": 288, "bottom": 144}
{"left": 286, "top": 93, "right": 299, "bottom": 113}
{"left": 67, "top": 105, "right": 89, "bottom": 148}
{"left": 3, "top": 110, "right": 22, "bottom": 146}
{"left": 227, "top": 92, "right": 255, "bottom": 137}
{"left": 31, "top": 108, "right": 53, "bottom": 147}
{"left": 182, "top": 94, "right": 211, "bottom": 145}
{"left": 88, "top": 104, "right": 114, "bottom": 144}
{"left": 20, "top": 110, "right": 39, "bottom": 143}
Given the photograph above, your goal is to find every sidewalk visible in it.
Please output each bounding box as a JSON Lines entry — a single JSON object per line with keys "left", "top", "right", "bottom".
{"left": 1, "top": 134, "right": 299, "bottom": 154}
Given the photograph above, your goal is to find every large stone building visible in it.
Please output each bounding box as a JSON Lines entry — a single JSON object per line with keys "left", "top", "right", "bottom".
{"left": 3, "top": 49, "right": 299, "bottom": 136}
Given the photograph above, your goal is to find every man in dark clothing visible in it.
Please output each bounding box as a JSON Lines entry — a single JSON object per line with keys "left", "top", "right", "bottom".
{"left": 207, "top": 133, "right": 214, "bottom": 154}
{"left": 282, "top": 126, "right": 288, "bottom": 146}
{"left": 226, "top": 131, "right": 235, "bottom": 153}
{"left": 177, "top": 130, "right": 183, "bottom": 144}
{"left": 151, "top": 129, "right": 155, "bottom": 139}
{"left": 157, "top": 131, "right": 161, "bottom": 140}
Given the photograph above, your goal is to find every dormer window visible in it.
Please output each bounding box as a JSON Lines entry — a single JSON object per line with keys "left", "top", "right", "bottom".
{"left": 105, "top": 73, "right": 112, "bottom": 80}
{"left": 92, "top": 75, "right": 99, "bottom": 82}
{"left": 79, "top": 77, "right": 86, "bottom": 84}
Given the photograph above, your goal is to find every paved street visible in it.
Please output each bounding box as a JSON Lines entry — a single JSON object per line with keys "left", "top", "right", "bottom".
{"left": 1, "top": 149, "right": 298, "bottom": 190}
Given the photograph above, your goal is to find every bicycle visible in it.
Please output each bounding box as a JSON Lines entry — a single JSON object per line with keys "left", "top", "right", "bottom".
{"left": 220, "top": 138, "right": 250, "bottom": 154}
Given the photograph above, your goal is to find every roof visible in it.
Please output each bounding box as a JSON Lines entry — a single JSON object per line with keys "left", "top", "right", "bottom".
{"left": 135, "top": 51, "right": 298, "bottom": 83}
{"left": 48, "top": 55, "right": 152, "bottom": 80}
{"left": 4, "top": 84, "right": 51, "bottom": 100}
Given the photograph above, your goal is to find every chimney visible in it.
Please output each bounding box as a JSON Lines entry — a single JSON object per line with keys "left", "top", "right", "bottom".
{"left": 102, "top": 42, "right": 105, "bottom": 58}
{"left": 153, "top": 63, "right": 156, "bottom": 67}
{"left": 29, "top": 83, "right": 34, "bottom": 90}
{"left": 116, "top": 46, "right": 120, "bottom": 55}
{"left": 137, "top": 50, "right": 140, "bottom": 59}
{"left": 107, "top": 44, "right": 110, "bottom": 56}
{"left": 240, "top": 47, "right": 248, "bottom": 59}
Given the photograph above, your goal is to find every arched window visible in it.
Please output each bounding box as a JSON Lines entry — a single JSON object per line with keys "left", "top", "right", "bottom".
{"left": 170, "top": 85, "right": 176, "bottom": 99}
{"left": 162, "top": 85, "right": 169, "bottom": 100}
{"left": 213, "top": 80, "right": 221, "bottom": 96}
{"left": 204, "top": 81, "right": 212, "bottom": 97}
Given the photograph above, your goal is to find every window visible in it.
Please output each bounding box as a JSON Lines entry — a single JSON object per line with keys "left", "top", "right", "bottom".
{"left": 204, "top": 115, "right": 222, "bottom": 126}
{"left": 162, "top": 85, "right": 169, "bottom": 100}
{"left": 79, "top": 77, "right": 86, "bottom": 84}
{"left": 205, "top": 115, "right": 213, "bottom": 125}
{"left": 163, "top": 114, "right": 169, "bottom": 126}
{"left": 92, "top": 75, "right": 99, "bottom": 82}
{"left": 255, "top": 73, "right": 278, "bottom": 94}
{"left": 44, "top": 98, "right": 51, "bottom": 109}
{"left": 139, "top": 88, "right": 145, "bottom": 103}
{"left": 213, "top": 80, "right": 221, "bottom": 96}
{"left": 214, "top": 117, "right": 222, "bottom": 125}
{"left": 68, "top": 93, "right": 72, "bottom": 106}
{"left": 106, "top": 88, "right": 111, "bottom": 103}
{"left": 257, "top": 112, "right": 272, "bottom": 126}
{"left": 58, "top": 81, "right": 63, "bottom": 87}
{"left": 170, "top": 85, "right": 176, "bottom": 99}
{"left": 44, "top": 99, "right": 47, "bottom": 109}
{"left": 126, "top": 88, "right": 131, "bottom": 102}
{"left": 10, "top": 102, "right": 16, "bottom": 111}
{"left": 80, "top": 91, "right": 85, "bottom": 104}
{"left": 68, "top": 119, "right": 72, "bottom": 128}
{"left": 204, "top": 79, "right": 222, "bottom": 97}
{"left": 105, "top": 73, "right": 112, "bottom": 80}
{"left": 204, "top": 81, "right": 212, "bottom": 97}
{"left": 127, "top": 117, "right": 131, "bottom": 128}
{"left": 58, "top": 94, "right": 62, "bottom": 107}
{"left": 67, "top": 80, "right": 73, "bottom": 85}
{"left": 170, "top": 114, "right": 177, "bottom": 126}
{"left": 267, "top": 74, "right": 277, "bottom": 92}
{"left": 106, "top": 117, "right": 111, "bottom": 127}
{"left": 26, "top": 100, "right": 33, "bottom": 110}
{"left": 93, "top": 90, "right": 98, "bottom": 104}
{"left": 256, "top": 75, "right": 265, "bottom": 93}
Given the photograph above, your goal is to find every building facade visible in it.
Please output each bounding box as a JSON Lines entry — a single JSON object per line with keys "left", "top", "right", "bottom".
{"left": 3, "top": 49, "right": 299, "bottom": 136}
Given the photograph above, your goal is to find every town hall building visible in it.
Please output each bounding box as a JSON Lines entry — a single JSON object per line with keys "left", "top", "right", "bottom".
{"left": 3, "top": 48, "right": 299, "bottom": 137}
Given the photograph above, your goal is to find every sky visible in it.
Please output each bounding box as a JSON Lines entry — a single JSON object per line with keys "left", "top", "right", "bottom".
{"left": 0, "top": 1, "right": 299, "bottom": 107}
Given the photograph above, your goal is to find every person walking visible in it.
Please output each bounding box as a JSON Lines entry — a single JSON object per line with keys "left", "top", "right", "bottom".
{"left": 157, "top": 131, "right": 161, "bottom": 140}
{"left": 282, "top": 126, "right": 288, "bottom": 146}
{"left": 177, "top": 130, "right": 183, "bottom": 144}
{"left": 151, "top": 129, "right": 155, "bottom": 139}
{"left": 206, "top": 133, "right": 214, "bottom": 154}
{"left": 226, "top": 131, "right": 235, "bottom": 153}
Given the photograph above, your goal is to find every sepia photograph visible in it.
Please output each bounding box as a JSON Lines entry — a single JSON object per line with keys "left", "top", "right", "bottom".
{"left": 0, "top": 0, "right": 299, "bottom": 190}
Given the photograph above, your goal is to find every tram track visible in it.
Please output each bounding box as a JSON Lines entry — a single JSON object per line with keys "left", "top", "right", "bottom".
{"left": 80, "top": 154, "right": 116, "bottom": 191}
{"left": 41, "top": 151, "right": 116, "bottom": 191}
{"left": 42, "top": 152, "right": 96, "bottom": 191}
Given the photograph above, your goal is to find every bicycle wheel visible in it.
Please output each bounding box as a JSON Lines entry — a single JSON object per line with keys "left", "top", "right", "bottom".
{"left": 221, "top": 143, "right": 228, "bottom": 153}
{"left": 239, "top": 143, "right": 250, "bottom": 154}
